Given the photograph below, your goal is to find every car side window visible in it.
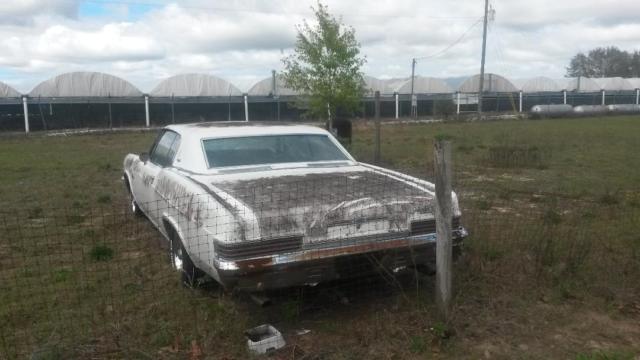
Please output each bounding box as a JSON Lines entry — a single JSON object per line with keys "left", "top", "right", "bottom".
{"left": 166, "top": 134, "right": 181, "bottom": 164}
{"left": 150, "top": 131, "right": 179, "bottom": 167}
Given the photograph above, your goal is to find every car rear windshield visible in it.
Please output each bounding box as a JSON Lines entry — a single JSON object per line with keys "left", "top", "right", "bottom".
{"left": 203, "top": 134, "right": 349, "bottom": 168}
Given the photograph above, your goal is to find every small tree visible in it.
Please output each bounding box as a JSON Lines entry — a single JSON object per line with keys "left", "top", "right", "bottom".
{"left": 566, "top": 46, "right": 639, "bottom": 78}
{"left": 282, "top": 2, "right": 366, "bottom": 126}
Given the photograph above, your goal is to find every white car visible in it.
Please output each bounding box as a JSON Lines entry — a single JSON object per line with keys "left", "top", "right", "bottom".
{"left": 123, "top": 122, "right": 467, "bottom": 290}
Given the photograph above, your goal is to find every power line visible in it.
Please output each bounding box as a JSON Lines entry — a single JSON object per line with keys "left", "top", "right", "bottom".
{"left": 413, "top": 17, "right": 484, "bottom": 61}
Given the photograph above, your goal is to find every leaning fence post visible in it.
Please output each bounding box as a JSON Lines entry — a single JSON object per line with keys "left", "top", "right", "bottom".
{"left": 434, "top": 138, "right": 453, "bottom": 319}
{"left": 374, "top": 90, "right": 381, "bottom": 164}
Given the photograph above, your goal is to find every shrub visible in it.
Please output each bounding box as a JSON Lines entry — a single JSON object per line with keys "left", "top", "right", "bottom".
{"left": 96, "top": 194, "right": 111, "bottom": 204}
{"left": 599, "top": 191, "right": 619, "bottom": 205}
{"left": 90, "top": 245, "right": 114, "bottom": 261}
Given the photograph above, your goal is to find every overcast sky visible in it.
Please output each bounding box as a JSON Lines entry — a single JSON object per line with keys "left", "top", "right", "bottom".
{"left": 1, "top": 0, "right": 639, "bottom": 93}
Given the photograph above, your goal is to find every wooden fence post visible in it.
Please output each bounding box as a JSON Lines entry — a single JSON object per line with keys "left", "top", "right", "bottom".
{"left": 434, "top": 139, "right": 453, "bottom": 319}
{"left": 374, "top": 91, "right": 381, "bottom": 164}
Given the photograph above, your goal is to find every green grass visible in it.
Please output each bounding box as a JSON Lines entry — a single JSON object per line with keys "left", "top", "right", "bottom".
{"left": 1, "top": 117, "right": 640, "bottom": 359}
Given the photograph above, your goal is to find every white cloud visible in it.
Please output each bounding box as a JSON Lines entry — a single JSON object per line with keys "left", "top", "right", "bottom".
{"left": 0, "top": 0, "right": 639, "bottom": 93}
{"left": 0, "top": 0, "right": 78, "bottom": 24}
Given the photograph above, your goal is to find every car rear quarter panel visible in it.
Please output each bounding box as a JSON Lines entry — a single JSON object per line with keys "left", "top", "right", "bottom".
{"left": 153, "top": 169, "right": 248, "bottom": 282}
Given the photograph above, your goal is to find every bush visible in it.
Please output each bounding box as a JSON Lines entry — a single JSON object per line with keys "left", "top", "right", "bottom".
{"left": 89, "top": 245, "right": 114, "bottom": 261}
{"left": 433, "top": 99, "right": 457, "bottom": 119}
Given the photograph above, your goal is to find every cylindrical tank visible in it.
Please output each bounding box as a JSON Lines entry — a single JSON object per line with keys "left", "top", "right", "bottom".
{"left": 606, "top": 104, "right": 640, "bottom": 113}
{"left": 573, "top": 105, "right": 608, "bottom": 115}
{"left": 530, "top": 104, "right": 573, "bottom": 117}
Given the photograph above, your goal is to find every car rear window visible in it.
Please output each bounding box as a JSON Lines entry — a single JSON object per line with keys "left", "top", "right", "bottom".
{"left": 202, "top": 134, "right": 349, "bottom": 168}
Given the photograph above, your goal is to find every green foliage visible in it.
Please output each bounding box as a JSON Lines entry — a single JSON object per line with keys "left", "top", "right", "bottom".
{"left": 433, "top": 99, "right": 457, "bottom": 119}
{"left": 281, "top": 2, "right": 366, "bottom": 119}
{"left": 409, "top": 335, "right": 429, "bottom": 354}
{"left": 575, "top": 350, "right": 635, "bottom": 360}
{"left": 30, "top": 344, "right": 64, "bottom": 360}
{"left": 567, "top": 46, "right": 640, "bottom": 77}
{"left": 434, "top": 133, "right": 454, "bottom": 141}
{"left": 598, "top": 190, "right": 620, "bottom": 205}
{"left": 89, "top": 245, "right": 114, "bottom": 262}
{"left": 280, "top": 299, "right": 301, "bottom": 321}
{"left": 96, "top": 194, "right": 111, "bottom": 204}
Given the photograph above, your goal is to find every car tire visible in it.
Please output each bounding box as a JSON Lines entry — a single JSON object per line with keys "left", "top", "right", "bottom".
{"left": 130, "top": 197, "right": 143, "bottom": 217}
{"left": 168, "top": 229, "right": 203, "bottom": 288}
{"left": 125, "top": 178, "right": 143, "bottom": 217}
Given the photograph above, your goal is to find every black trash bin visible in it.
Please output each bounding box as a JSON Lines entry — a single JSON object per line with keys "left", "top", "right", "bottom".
{"left": 326, "top": 117, "right": 352, "bottom": 145}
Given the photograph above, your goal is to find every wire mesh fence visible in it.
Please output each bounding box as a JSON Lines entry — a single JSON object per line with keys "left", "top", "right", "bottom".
{"left": 1, "top": 163, "right": 639, "bottom": 358}
{"left": 4, "top": 90, "right": 639, "bottom": 133}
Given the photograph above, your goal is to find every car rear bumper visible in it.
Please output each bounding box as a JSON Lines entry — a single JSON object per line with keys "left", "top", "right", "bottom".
{"left": 216, "top": 228, "right": 467, "bottom": 291}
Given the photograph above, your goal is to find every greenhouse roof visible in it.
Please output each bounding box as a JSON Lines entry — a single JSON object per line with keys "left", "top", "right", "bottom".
{"left": 592, "top": 77, "right": 635, "bottom": 91}
{"left": 627, "top": 78, "right": 640, "bottom": 89}
{"left": 151, "top": 73, "right": 242, "bottom": 97}
{"left": 458, "top": 73, "right": 518, "bottom": 93}
{"left": 363, "top": 76, "right": 394, "bottom": 94}
{"left": 395, "top": 76, "right": 453, "bottom": 94}
{"left": 0, "top": 81, "right": 20, "bottom": 98}
{"left": 30, "top": 72, "right": 142, "bottom": 97}
{"left": 247, "top": 75, "right": 299, "bottom": 96}
{"left": 561, "top": 77, "right": 601, "bottom": 92}
{"left": 511, "top": 77, "right": 562, "bottom": 92}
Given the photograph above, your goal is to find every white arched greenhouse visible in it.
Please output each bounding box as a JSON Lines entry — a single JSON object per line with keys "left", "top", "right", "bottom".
{"left": 23, "top": 72, "right": 144, "bottom": 131}
{"left": 246, "top": 75, "right": 303, "bottom": 121}
{"left": 148, "top": 74, "right": 245, "bottom": 125}
{"left": 363, "top": 76, "right": 395, "bottom": 95}
{"left": 2, "top": 70, "right": 640, "bottom": 133}
{"left": 248, "top": 75, "right": 299, "bottom": 97}
{"left": 458, "top": 73, "right": 518, "bottom": 93}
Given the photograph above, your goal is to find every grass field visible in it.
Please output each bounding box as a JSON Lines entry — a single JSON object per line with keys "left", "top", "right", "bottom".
{"left": 1, "top": 116, "right": 639, "bottom": 359}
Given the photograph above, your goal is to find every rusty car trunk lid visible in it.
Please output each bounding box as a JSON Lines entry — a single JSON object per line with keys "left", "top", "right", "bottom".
{"left": 194, "top": 166, "right": 436, "bottom": 244}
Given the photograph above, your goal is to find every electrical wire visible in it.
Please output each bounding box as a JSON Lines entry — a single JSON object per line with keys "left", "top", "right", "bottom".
{"left": 414, "top": 17, "right": 484, "bottom": 61}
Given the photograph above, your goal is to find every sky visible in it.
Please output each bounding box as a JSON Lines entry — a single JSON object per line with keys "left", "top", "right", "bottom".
{"left": 1, "top": 0, "right": 639, "bottom": 93}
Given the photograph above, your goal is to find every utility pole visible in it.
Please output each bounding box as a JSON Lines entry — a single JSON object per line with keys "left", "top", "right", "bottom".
{"left": 374, "top": 91, "right": 381, "bottom": 163}
{"left": 411, "top": 58, "right": 417, "bottom": 118}
{"left": 477, "top": 0, "right": 489, "bottom": 116}
{"left": 411, "top": 58, "right": 416, "bottom": 96}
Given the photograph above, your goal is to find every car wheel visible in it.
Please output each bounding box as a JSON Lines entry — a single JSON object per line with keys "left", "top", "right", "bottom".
{"left": 130, "top": 197, "right": 143, "bottom": 217}
{"left": 168, "top": 230, "right": 203, "bottom": 288}
{"left": 125, "top": 179, "right": 142, "bottom": 217}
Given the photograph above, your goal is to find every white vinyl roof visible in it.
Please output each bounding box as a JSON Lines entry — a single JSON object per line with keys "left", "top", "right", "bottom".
{"left": 512, "top": 77, "right": 561, "bottom": 92}
{"left": 169, "top": 122, "right": 327, "bottom": 139}
{"left": 627, "top": 78, "right": 640, "bottom": 89}
{"left": 151, "top": 73, "right": 242, "bottom": 97}
{"left": 363, "top": 76, "right": 394, "bottom": 94}
{"left": 248, "top": 75, "right": 300, "bottom": 96}
{"left": 0, "top": 81, "right": 20, "bottom": 97}
{"left": 592, "top": 77, "right": 635, "bottom": 91}
{"left": 561, "top": 77, "right": 601, "bottom": 92}
{"left": 458, "top": 73, "right": 517, "bottom": 93}
{"left": 395, "top": 76, "right": 453, "bottom": 94}
{"left": 30, "top": 72, "right": 142, "bottom": 97}
{"left": 166, "top": 123, "right": 339, "bottom": 172}
{"left": 6, "top": 72, "right": 640, "bottom": 100}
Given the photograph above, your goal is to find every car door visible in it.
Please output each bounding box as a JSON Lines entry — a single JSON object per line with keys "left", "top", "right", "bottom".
{"left": 133, "top": 130, "right": 180, "bottom": 224}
